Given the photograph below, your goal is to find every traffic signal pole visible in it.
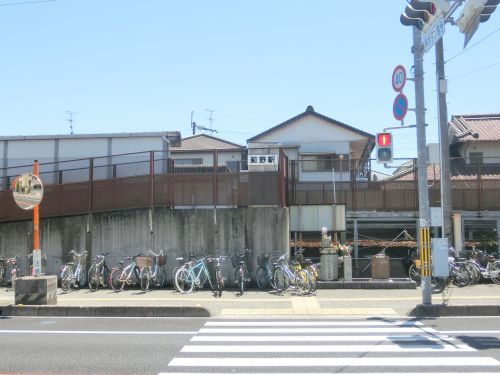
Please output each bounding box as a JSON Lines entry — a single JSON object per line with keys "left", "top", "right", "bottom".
{"left": 412, "top": 26, "right": 432, "bottom": 305}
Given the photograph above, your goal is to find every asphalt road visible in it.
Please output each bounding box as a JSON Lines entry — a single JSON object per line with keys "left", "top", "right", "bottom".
{"left": 0, "top": 316, "right": 500, "bottom": 374}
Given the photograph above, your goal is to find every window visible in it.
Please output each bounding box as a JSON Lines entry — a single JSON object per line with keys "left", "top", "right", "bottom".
{"left": 174, "top": 158, "right": 203, "bottom": 166}
{"left": 302, "top": 154, "right": 349, "bottom": 172}
{"left": 469, "top": 152, "right": 483, "bottom": 165}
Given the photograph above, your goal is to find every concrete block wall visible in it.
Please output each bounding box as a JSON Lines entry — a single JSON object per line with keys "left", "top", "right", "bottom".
{"left": 0, "top": 207, "right": 289, "bottom": 284}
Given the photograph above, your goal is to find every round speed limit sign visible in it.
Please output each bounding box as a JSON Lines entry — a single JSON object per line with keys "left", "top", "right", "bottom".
{"left": 392, "top": 65, "right": 407, "bottom": 92}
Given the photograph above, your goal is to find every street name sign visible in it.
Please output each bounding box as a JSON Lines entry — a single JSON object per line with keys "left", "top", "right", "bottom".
{"left": 422, "top": 16, "right": 445, "bottom": 53}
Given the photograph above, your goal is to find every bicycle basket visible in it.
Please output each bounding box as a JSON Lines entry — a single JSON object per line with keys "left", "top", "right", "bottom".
{"left": 157, "top": 255, "right": 167, "bottom": 266}
{"left": 136, "top": 256, "right": 152, "bottom": 268}
{"left": 73, "top": 253, "right": 87, "bottom": 266}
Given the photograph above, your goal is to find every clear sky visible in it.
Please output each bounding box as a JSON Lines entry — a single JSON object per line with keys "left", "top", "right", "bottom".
{"left": 0, "top": 0, "right": 499, "bottom": 160}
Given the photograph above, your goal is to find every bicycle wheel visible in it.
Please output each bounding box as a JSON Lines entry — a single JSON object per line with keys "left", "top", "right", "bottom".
{"left": 139, "top": 266, "right": 151, "bottom": 291}
{"left": 174, "top": 267, "right": 194, "bottom": 293}
{"left": 408, "top": 264, "right": 421, "bottom": 286}
{"left": 214, "top": 268, "right": 223, "bottom": 297}
{"left": 88, "top": 265, "right": 99, "bottom": 292}
{"left": 60, "top": 266, "right": 72, "bottom": 292}
{"left": 78, "top": 267, "right": 87, "bottom": 288}
{"left": 306, "top": 265, "right": 318, "bottom": 293}
{"left": 109, "top": 268, "right": 125, "bottom": 292}
{"left": 431, "top": 277, "right": 447, "bottom": 294}
{"left": 272, "top": 267, "right": 287, "bottom": 293}
{"left": 255, "top": 266, "right": 269, "bottom": 290}
{"left": 452, "top": 264, "right": 471, "bottom": 287}
{"left": 153, "top": 267, "right": 167, "bottom": 288}
{"left": 295, "top": 269, "right": 312, "bottom": 295}
{"left": 489, "top": 261, "right": 500, "bottom": 284}
{"left": 464, "top": 262, "right": 480, "bottom": 285}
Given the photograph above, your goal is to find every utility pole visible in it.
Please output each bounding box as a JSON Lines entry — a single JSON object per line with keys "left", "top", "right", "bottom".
{"left": 412, "top": 26, "right": 433, "bottom": 305}
{"left": 435, "top": 38, "right": 453, "bottom": 244}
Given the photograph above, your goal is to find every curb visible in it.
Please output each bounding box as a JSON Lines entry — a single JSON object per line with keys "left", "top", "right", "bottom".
{"left": 0, "top": 305, "right": 210, "bottom": 318}
{"left": 317, "top": 280, "right": 416, "bottom": 289}
{"left": 410, "top": 304, "right": 500, "bottom": 317}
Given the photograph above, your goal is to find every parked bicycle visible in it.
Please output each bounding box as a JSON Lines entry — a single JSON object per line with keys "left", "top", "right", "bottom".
{"left": 60, "top": 250, "right": 88, "bottom": 292}
{"left": 0, "top": 256, "right": 5, "bottom": 287}
{"left": 88, "top": 252, "right": 111, "bottom": 291}
{"left": 294, "top": 248, "right": 318, "bottom": 293}
{"left": 174, "top": 255, "right": 227, "bottom": 297}
{"left": 408, "top": 250, "right": 471, "bottom": 293}
{"left": 272, "top": 253, "right": 313, "bottom": 295}
{"left": 138, "top": 249, "right": 167, "bottom": 291}
{"left": 463, "top": 247, "right": 500, "bottom": 285}
{"left": 174, "top": 256, "right": 212, "bottom": 294}
{"left": 2, "top": 254, "right": 23, "bottom": 289}
{"left": 232, "top": 249, "right": 251, "bottom": 296}
{"left": 109, "top": 254, "right": 142, "bottom": 292}
{"left": 254, "top": 252, "right": 279, "bottom": 290}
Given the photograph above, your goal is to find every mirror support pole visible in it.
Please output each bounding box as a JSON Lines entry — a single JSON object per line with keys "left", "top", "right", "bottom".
{"left": 33, "top": 160, "right": 40, "bottom": 251}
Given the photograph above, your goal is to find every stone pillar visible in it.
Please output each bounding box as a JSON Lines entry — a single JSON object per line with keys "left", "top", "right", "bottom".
{"left": 15, "top": 276, "right": 57, "bottom": 305}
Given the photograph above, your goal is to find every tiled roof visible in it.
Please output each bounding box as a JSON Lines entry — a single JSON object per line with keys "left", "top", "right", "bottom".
{"left": 171, "top": 134, "right": 244, "bottom": 151}
{"left": 449, "top": 114, "right": 500, "bottom": 142}
{"left": 247, "top": 105, "right": 374, "bottom": 142}
{"left": 387, "top": 161, "right": 500, "bottom": 182}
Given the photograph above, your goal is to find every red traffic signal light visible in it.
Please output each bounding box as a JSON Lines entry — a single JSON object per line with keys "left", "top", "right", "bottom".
{"left": 377, "top": 132, "right": 392, "bottom": 147}
{"left": 376, "top": 132, "right": 393, "bottom": 163}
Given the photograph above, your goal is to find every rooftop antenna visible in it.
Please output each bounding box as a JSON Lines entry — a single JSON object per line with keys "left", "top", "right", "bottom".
{"left": 206, "top": 108, "right": 215, "bottom": 131}
{"left": 66, "top": 110, "right": 76, "bottom": 135}
{"left": 191, "top": 110, "right": 218, "bottom": 135}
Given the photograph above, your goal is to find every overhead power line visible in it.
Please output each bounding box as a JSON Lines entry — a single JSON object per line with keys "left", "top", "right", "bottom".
{"left": 0, "top": 0, "right": 56, "bottom": 6}
{"left": 445, "top": 27, "right": 500, "bottom": 64}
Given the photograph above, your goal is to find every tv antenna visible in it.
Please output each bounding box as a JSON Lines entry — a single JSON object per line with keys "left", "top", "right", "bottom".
{"left": 190, "top": 110, "right": 218, "bottom": 135}
{"left": 66, "top": 110, "right": 76, "bottom": 135}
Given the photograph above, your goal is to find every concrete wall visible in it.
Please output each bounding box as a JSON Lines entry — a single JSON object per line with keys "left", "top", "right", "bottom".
{"left": 0, "top": 207, "right": 289, "bottom": 283}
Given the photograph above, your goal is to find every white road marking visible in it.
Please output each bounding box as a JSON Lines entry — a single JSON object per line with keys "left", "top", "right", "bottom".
{"left": 199, "top": 327, "right": 435, "bottom": 334}
{"left": 191, "top": 334, "right": 453, "bottom": 342}
{"left": 206, "top": 320, "right": 423, "bottom": 326}
{"left": 168, "top": 356, "right": 500, "bottom": 367}
{"left": 0, "top": 330, "right": 196, "bottom": 335}
{"left": 181, "top": 343, "right": 474, "bottom": 352}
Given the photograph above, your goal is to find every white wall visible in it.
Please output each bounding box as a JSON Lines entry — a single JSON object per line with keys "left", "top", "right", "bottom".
{"left": 252, "top": 115, "right": 366, "bottom": 144}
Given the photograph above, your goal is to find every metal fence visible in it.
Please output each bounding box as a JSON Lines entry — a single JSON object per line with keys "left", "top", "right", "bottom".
{"left": 2, "top": 153, "right": 500, "bottom": 222}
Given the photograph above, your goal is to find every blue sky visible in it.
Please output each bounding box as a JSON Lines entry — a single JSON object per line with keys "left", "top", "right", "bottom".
{"left": 0, "top": 0, "right": 499, "bottom": 160}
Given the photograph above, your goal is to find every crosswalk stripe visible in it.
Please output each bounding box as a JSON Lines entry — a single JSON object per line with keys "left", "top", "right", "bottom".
{"left": 199, "top": 327, "right": 435, "bottom": 333}
{"left": 206, "top": 320, "right": 423, "bottom": 326}
{"left": 161, "top": 373, "right": 500, "bottom": 375}
{"left": 168, "top": 356, "right": 500, "bottom": 367}
{"left": 181, "top": 343, "right": 474, "bottom": 352}
{"left": 161, "top": 319, "right": 500, "bottom": 375}
{"left": 191, "top": 334, "right": 453, "bottom": 342}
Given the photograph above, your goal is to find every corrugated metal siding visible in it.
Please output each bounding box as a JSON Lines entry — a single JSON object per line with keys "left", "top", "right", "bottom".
{"left": 299, "top": 141, "right": 349, "bottom": 154}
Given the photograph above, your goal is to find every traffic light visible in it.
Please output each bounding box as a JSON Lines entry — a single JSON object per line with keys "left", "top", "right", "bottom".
{"left": 400, "top": 0, "right": 450, "bottom": 31}
{"left": 457, "top": 0, "right": 500, "bottom": 47}
{"left": 376, "top": 132, "right": 393, "bottom": 163}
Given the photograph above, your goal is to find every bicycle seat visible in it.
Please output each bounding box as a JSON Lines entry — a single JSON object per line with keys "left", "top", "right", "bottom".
{"left": 238, "top": 260, "right": 246, "bottom": 266}
{"left": 66, "top": 262, "right": 75, "bottom": 266}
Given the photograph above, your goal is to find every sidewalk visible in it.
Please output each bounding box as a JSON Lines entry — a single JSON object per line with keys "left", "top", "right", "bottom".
{"left": 1, "top": 284, "right": 499, "bottom": 318}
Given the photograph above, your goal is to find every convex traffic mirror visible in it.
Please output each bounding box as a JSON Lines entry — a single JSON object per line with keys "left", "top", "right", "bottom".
{"left": 12, "top": 173, "right": 44, "bottom": 210}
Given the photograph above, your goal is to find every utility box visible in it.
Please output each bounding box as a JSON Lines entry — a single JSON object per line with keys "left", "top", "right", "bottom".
{"left": 432, "top": 237, "right": 449, "bottom": 277}
{"left": 371, "top": 254, "right": 390, "bottom": 279}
